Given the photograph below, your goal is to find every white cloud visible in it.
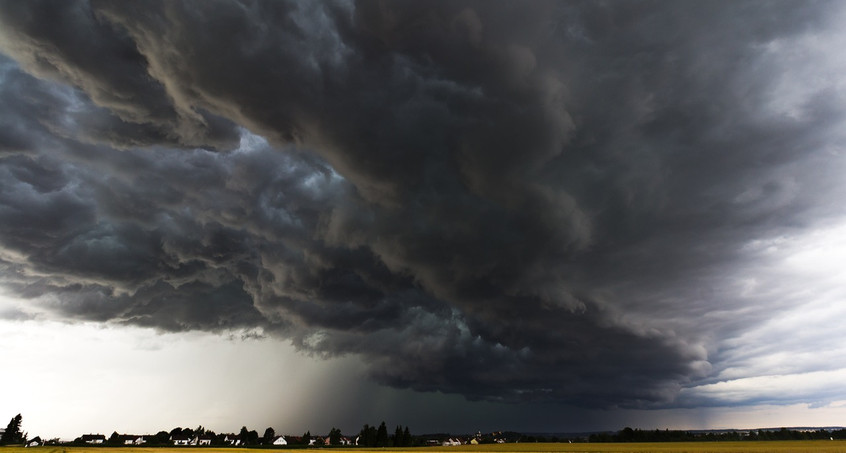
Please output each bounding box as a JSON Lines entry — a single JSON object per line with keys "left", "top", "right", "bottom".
{"left": 682, "top": 369, "right": 846, "bottom": 406}
{"left": 692, "top": 220, "right": 846, "bottom": 406}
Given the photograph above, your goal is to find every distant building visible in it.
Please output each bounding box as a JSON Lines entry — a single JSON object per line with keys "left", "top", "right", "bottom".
{"left": 82, "top": 434, "right": 106, "bottom": 444}
{"left": 272, "top": 436, "right": 287, "bottom": 446}
{"left": 119, "top": 435, "right": 146, "bottom": 445}
{"left": 170, "top": 435, "right": 192, "bottom": 446}
{"left": 223, "top": 434, "right": 241, "bottom": 446}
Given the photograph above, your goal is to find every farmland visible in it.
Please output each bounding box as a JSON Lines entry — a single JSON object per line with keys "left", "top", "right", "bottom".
{"left": 6, "top": 442, "right": 846, "bottom": 453}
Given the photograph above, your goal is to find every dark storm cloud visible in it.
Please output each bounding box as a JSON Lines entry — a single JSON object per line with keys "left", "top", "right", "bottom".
{"left": 1, "top": 0, "right": 845, "bottom": 409}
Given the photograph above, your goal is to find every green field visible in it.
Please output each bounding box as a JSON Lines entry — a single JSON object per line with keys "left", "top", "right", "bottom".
{"left": 6, "top": 443, "right": 846, "bottom": 453}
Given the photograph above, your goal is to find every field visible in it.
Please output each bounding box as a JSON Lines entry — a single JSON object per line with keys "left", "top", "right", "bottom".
{"left": 6, "top": 443, "right": 846, "bottom": 453}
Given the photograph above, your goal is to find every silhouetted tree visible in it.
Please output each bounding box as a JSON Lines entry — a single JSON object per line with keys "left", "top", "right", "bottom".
{"left": 403, "top": 426, "right": 412, "bottom": 447}
{"left": 263, "top": 427, "right": 276, "bottom": 443}
{"left": 329, "top": 427, "right": 342, "bottom": 445}
{"left": 376, "top": 422, "right": 388, "bottom": 447}
{"left": 392, "top": 426, "right": 402, "bottom": 447}
{"left": 0, "top": 414, "right": 23, "bottom": 445}
{"left": 152, "top": 431, "right": 170, "bottom": 445}
{"left": 359, "top": 425, "right": 376, "bottom": 447}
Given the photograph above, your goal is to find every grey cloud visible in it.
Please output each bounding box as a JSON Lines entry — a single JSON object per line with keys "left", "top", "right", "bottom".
{"left": 0, "top": 1, "right": 240, "bottom": 149}
{"left": 1, "top": 0, "right": 845, "bottom": 410}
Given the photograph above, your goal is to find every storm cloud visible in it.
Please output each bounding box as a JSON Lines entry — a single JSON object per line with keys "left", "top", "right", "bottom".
{"left": 1, "top": 0, "right": 846, "bottom": 410}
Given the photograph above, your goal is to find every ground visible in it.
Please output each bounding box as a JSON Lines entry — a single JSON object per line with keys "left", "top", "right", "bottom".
{"left": 5, "top": 442, "right": 846, "bottom": 453}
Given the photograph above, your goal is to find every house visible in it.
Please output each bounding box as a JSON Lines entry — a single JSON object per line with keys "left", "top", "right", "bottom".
{"left": 120, "top": 435, "right": 146, "bottom": 445}
{"left": 170, "top": 435, "right": 192, "bottom": 446}
{"left": 82, "top": 434, "right": 106, "bottom": 444}
{"left": 272, "top": 436, "right": 287, "bottom": 446}
{"left": 197, "top": 435, "right": 213, "bottom": 446}
{"left": 223, "top": 434, "right": 241, "bottom": 446}
{"left": 26, "top": 437, "right": 42, "bottom": 447}
{"left": 442, "top": 438, "right": 461, "bottom": 446}
{"left": 339, "top": 437, "right": 352, "bottom": 446}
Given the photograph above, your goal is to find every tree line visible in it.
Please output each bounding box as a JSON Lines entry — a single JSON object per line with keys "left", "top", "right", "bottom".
{"left": 0, "top": 413, "right": 418, "bottom": 447}
{"left": 587, "top": 426, "right": 846, "bottom": 443}
{"left": 83, "top": 422, "right": 415, "bottom": 447}
{"left": 356, "top": 422, "right": 413, "bottom": 447}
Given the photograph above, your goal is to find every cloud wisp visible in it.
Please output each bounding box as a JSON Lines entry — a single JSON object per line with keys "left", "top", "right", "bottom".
{"left": 1, "top": 0, "right": 846, "bottom": 410}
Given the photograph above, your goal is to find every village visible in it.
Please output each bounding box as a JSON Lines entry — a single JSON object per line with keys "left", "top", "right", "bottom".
{"left": 9, "top": 422, "right": 514, "bottom": 449}
{"left": 68, "top": 430, "right": 509, "bottom": 448}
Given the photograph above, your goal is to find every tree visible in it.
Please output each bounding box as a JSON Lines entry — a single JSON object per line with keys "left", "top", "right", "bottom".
{"left": 359, "top": 424, "right": 376, "bottom": 447}
{"left": 0, "top": 414, "right": 23, "bottom": 445}
{"left": 393, "top": 426, "right": 402, "bottom": 447}
{"left": 376, "top": 422, "right": 388, "bottom": 447}
{"left": 403, "top": 426, "right": 412, "bottom": 447}
{"left": 152, "top": 431, "right": 170, "bottom": 445}
{"left": 107, "top": 431, "right": 121, "bottom": 445}
{"left": 263, "top": 427, "right": 276, "bottom": 443}
{"left": 328, "top": 427, "right": 342, "bottom": 446}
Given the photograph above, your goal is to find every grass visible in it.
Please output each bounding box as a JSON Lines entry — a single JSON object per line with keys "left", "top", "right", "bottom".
{"left": 6, "top": 442, "right": 846, "bottom": 453}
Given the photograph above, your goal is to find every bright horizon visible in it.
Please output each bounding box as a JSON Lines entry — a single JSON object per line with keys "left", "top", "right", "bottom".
{"left": 5, "top": 317, "right": 846, "bottom": 440}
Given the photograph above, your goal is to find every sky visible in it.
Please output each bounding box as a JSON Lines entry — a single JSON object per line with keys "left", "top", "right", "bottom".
{"left": 2, "top": 0, "right": 846, "bottom": 441}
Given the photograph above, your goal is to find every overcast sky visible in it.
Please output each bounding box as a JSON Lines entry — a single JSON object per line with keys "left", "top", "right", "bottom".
{"left": 2, "top": 0, "right": 846, "bottom": 440}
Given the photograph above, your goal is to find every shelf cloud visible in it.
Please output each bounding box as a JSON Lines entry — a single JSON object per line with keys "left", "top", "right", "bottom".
{"left": 1, "top": 0, "right": 846, "bottom": 412}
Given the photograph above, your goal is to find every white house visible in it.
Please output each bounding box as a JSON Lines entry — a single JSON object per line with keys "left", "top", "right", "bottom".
{"left": 171, "top": 435, "right": 192, "bottom": 446}
{"left": 272, "top": 436, "right": 287, "bottom": 446}
{"left": 197, "top": 435, "right": 213, "bottom": 446}
{"left": 223, "top": 434, "right": 241, "bottom": 446}
{"left": 82, "top": 434, "right": 106, "bottom": 444}
{"left": 119, "top": 435, "right": 145, "bottom": 445}
{"left": 120, "top": 434, "right": 147, "bottom": 445}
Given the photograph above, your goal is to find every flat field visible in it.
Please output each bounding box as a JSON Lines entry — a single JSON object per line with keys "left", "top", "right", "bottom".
{"left": 6, "top": 443, "right": 846, "bottom": 453}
